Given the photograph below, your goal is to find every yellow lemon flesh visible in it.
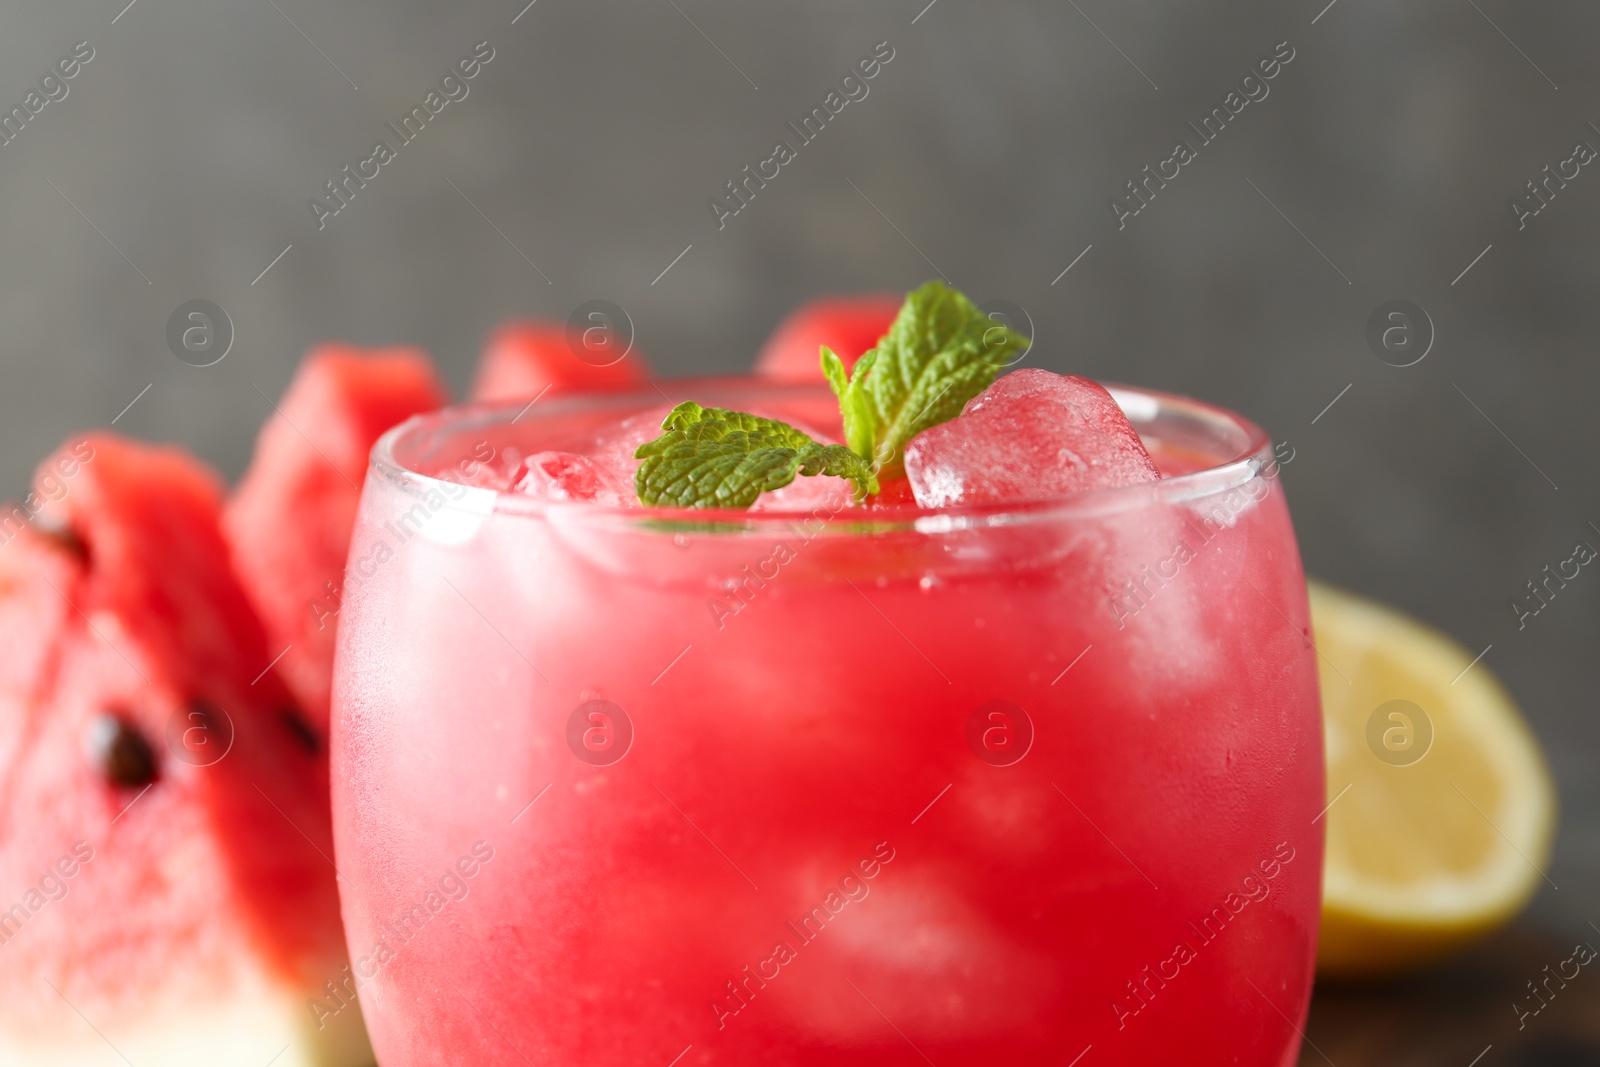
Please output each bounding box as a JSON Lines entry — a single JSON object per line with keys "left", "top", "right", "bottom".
{"left": 1309, "top": 580, "right": 1557, "bottom": 977}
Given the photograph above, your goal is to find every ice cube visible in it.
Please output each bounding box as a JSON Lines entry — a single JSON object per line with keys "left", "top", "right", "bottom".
{"left": 753, "top": 471, "right": 852, "bottom": 512}
{"left": 512, "top": 402, "right": 679, "bottom": 505}
{"left": 905, "top": 369, "right": 1160, "bottom": 507}
{"left": 585, "top": 403, "right": 679, "bottom": 486}
{"left": 510, "top": 451, "right": 631, "bottom": 505}
{"left": 450, "top": 445, "right": 526, "bottom": 490}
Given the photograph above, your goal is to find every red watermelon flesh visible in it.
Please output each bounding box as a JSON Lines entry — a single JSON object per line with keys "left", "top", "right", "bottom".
{"left": 754, "top": 293, "right": 902, "bottom": 381}
{"left": 0, "top": 434, "right": 371, "bottom": 1065}
{"left": 225, "top": 346, "right": 446, "bottom": 740}
{"left": 470, "top": 319, "right": 649, "bottom": 403}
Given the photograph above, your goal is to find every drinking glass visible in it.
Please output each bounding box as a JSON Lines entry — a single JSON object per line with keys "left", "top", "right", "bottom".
{"left": 331, "top": 378, "right": 1323, "bottom": 1067}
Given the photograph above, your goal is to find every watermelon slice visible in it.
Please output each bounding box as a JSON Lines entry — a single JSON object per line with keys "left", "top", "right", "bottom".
{"left": 0, "top": 434, "right": 371, "bottom": 1065}
{"left": 225, "top": 346, "right": 446, "bottom": 740}
{"left": 754, "top": 293, "right": 902, "bottom": 381}
{"left": 470, "top": 319, "right": 649, "bottom": 403}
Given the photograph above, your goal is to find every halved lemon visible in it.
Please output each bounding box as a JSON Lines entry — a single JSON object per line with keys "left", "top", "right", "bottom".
{"left": 1309, "top": 579, "right": 1557, "bottom": 977}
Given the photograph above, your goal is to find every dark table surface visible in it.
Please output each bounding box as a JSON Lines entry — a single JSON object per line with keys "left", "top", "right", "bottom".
{"left": 1301, "top": 926, "right": 1600, "bottom": 1066}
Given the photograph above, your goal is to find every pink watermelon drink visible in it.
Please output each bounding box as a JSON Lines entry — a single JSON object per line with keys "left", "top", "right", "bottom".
{"left": 331, "top": 285, "right": 1322, "bottom": 1066}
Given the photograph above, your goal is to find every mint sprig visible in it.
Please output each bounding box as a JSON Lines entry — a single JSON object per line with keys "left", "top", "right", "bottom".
{"left": 634, "top": 281, "right": 1026, "bottom": 508}
{"left": 823, "top": 280, "right": 1028, "bottom": 481}
{"left": 634, "top": 402, "right": 879, "bottom": 508}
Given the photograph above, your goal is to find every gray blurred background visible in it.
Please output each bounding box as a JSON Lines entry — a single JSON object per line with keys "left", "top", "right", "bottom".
{"left": 2, "top": 0, "right": 1597, "bottom": 1056}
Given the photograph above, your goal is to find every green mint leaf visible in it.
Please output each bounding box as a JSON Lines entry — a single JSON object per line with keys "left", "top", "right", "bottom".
{"left": 631, "top": 282, "right": 1022, "bottom": 508}
{"left": 831, "top": 280, "right": 1029, "bottom": 480}
{"left": 822, "top": 344, "right": 880, "bottom": 463}
{"left": 634, "top": 402, "right": 879, "bottom": 509}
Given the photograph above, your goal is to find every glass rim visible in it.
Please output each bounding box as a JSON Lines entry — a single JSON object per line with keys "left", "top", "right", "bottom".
{"left": 369, "top": 376, "right": 1277, "bottom": 536}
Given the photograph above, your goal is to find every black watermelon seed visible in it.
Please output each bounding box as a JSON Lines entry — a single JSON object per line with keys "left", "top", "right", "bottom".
{"left": 33, "top": 515, "right": 88, "bottom": 564}
{"left": 280, "top": 708, "right": 319, "bottom": 755}
{"left": 86, "top": 713, "right": 159, "bottom": 788}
